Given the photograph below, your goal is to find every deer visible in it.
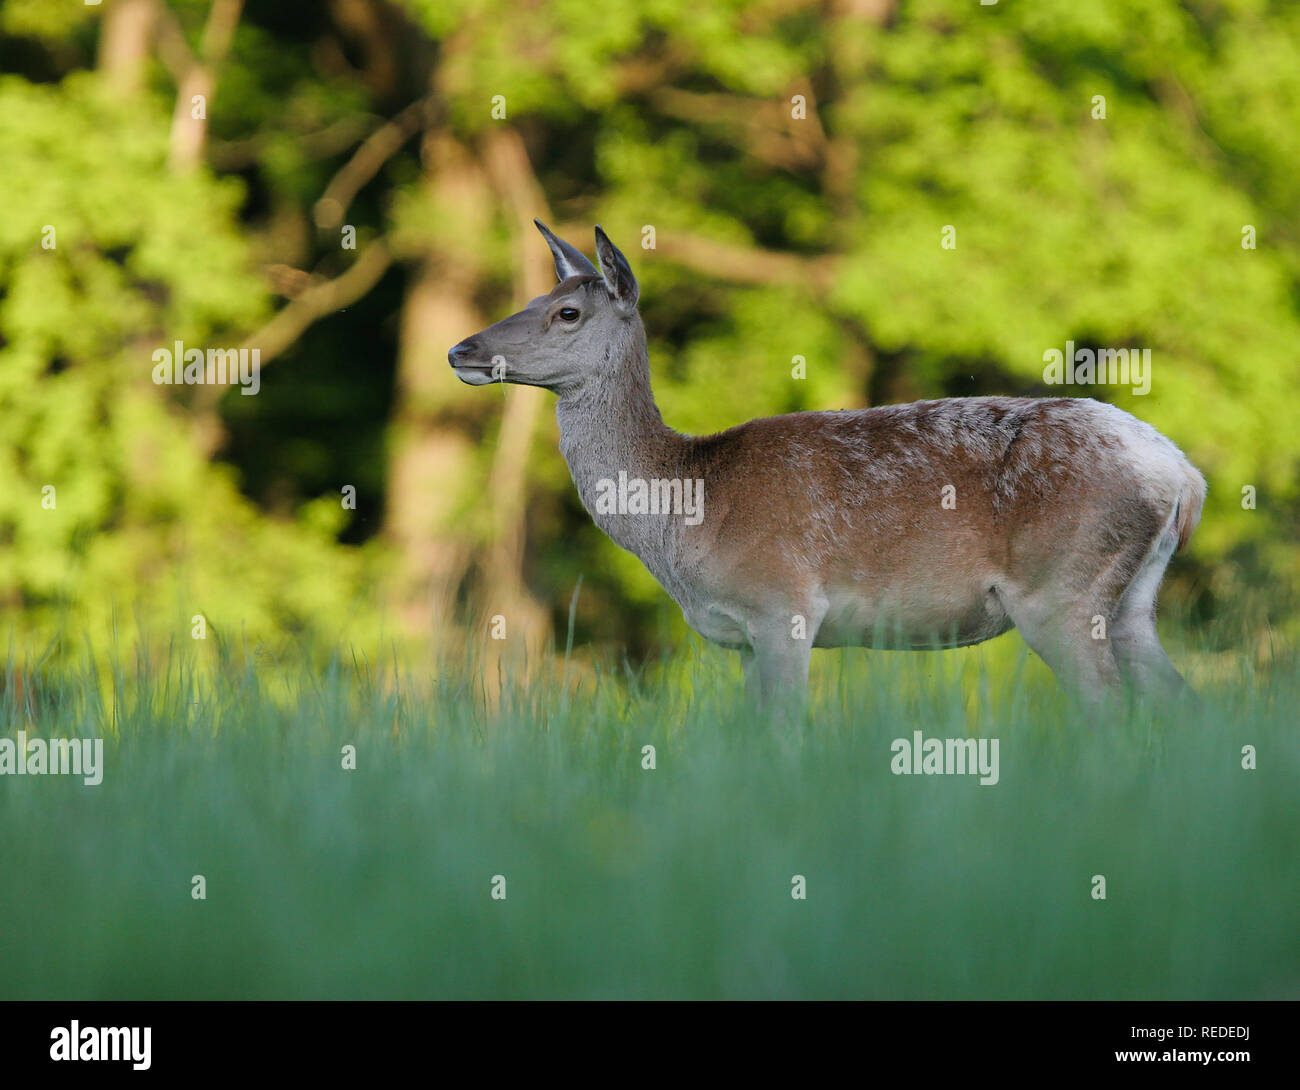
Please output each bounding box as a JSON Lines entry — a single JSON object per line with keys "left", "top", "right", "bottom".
{"left": 449, "top": 221, "right": 1207, "bottom": 712}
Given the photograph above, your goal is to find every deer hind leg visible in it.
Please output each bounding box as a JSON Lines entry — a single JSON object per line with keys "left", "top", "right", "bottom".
{"left": 996, "top": 584, "right": 1123, "bottom": 708}
{"left": 1110, "top": 511, "right": 1190, "bottom": 697}
{"left": 1000, "top": 502, "right": 1191, "bottom": 711}
{"left": 995, "top": 524, "right": 1161, "bottom": 708}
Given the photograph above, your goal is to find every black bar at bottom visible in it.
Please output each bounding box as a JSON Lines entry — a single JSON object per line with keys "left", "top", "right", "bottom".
{"left": 0, "top": 1000, "right": 1289, "bottom": 1077}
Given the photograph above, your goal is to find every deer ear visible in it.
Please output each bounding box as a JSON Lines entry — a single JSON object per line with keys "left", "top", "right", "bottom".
{"left": 594, "top": 225, "right": 639, "bottom": 314}
{"left": 534, "top": 219, "right": 597, "bottom": 282}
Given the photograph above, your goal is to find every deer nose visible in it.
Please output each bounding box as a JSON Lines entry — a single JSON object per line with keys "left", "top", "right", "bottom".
{"left": 448, "top": 339, "right": 477, "bottom": 366}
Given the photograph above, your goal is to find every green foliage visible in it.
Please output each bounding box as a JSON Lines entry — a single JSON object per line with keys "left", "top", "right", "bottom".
{"left": 0, "top": 0, "right": 96, "bottom": 40}
{"left": 0, "top": 74, "right": 379, "bottom": 656}
{"left": 0, "top": 1, "right": 1297, "bottom": 657}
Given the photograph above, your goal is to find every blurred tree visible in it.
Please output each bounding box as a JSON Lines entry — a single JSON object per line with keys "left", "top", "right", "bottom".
{"left": 0, "top": 0, "right": 1296, "bottom": 665}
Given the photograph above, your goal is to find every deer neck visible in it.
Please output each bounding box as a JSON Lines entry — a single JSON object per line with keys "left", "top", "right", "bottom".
{"left": 555, "top": 321, "right": 690, "bottom": 565}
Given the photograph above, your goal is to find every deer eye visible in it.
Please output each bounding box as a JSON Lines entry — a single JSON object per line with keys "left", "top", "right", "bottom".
{"left": 558, "top": 307, "right": 580, "bottom": 322}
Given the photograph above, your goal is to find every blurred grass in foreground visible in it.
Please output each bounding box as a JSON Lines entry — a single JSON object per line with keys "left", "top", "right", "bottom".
{"left": 0, "top": 622, "right": 1296, "bottom": 1000}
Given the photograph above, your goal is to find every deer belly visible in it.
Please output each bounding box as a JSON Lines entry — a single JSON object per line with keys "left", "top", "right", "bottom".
{"left": 815, "top": 582, "right": 1011, "bottom": 649}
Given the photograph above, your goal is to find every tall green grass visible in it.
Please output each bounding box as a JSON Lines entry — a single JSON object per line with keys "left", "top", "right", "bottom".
{"left": 0, "top": 625, "right": 1296, "bottom": 999}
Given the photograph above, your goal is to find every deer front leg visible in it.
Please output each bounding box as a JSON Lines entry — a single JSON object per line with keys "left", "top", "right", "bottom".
{"left": 741, "top": 611, "right": 816, "bottom": 716}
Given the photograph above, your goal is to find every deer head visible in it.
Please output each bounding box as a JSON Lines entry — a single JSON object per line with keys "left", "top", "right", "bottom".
{"left": 448, "top": 221, "right": 640, "bottom": 393}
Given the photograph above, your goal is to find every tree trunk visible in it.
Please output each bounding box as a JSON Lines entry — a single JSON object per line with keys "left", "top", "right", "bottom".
{"left": 384, "top": 131, "right": 491, "bottom": 649}
{"left": 97, "top": 0, "right": 157, "bottom": 99}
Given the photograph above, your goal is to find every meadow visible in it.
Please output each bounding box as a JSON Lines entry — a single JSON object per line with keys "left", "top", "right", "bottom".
{"left": 0, "top": 616, "right": 1295, "bottom": 1001}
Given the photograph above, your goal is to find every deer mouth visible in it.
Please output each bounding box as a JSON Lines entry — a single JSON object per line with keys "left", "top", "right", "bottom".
{"left": 451, "top": 362, "right": 502, "bottom": 385}
{"left": 448, "top": 340, "right": 505, "bottom": 385}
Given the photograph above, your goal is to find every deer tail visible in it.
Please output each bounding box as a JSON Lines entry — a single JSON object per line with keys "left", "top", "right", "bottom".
{"left": 1174, "top": 460, "right": 1207, "bottom": 553}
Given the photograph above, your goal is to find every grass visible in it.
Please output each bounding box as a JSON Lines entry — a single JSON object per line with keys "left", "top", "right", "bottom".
{"left": 0, "top": 623, "right": 1296, "bottom": 999}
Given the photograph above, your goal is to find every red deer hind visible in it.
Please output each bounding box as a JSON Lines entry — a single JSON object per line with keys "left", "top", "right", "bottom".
{"left": 449, "top": 222, "right": 1206, "bottom": 711}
